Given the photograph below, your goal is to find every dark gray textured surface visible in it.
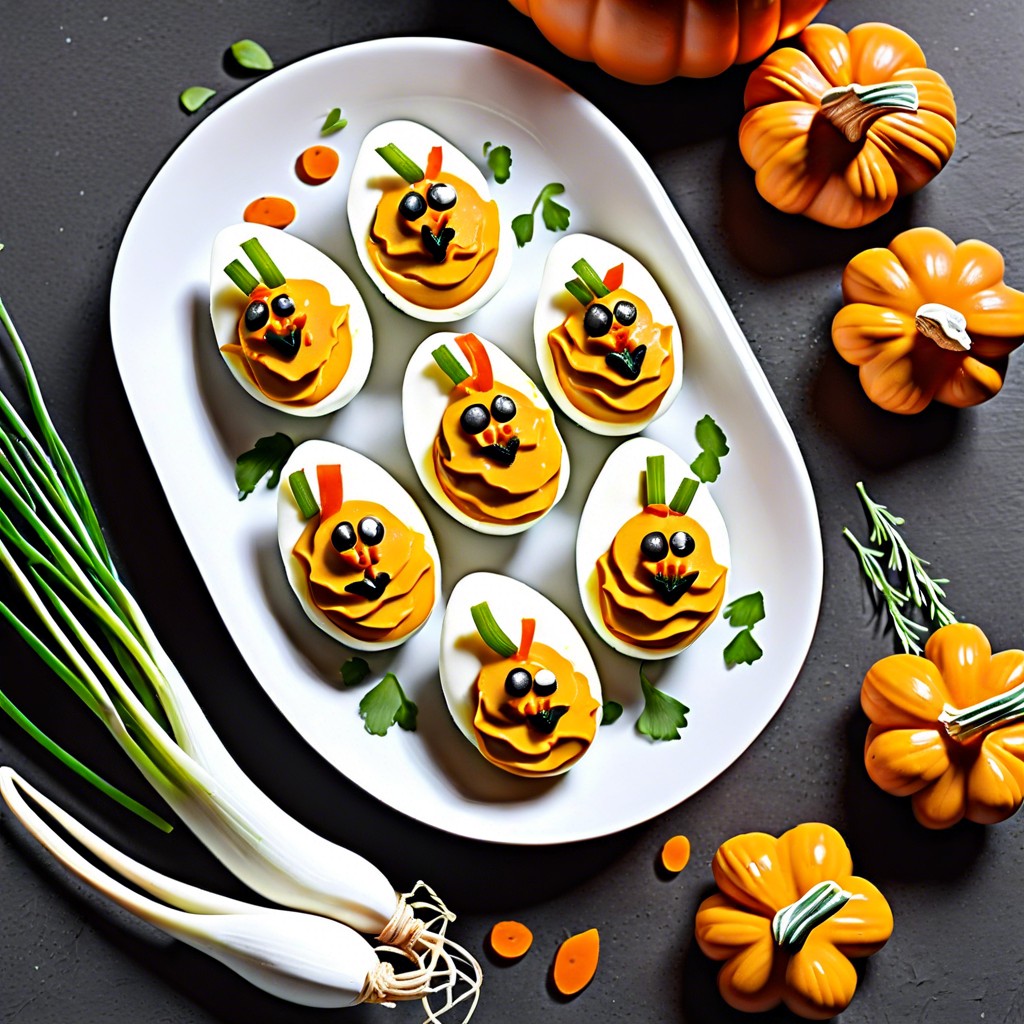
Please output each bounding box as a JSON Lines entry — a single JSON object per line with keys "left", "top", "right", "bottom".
{"left": 1, "top": 2, "right": 1022, "bottom": 1022}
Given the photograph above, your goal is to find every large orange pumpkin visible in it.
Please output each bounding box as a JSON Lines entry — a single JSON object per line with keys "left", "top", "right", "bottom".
{"left": 740, "top": 23, "right": 956, "bottom": 228}
{"left": 506, "top": 0, "right": 828, "bottom": 84}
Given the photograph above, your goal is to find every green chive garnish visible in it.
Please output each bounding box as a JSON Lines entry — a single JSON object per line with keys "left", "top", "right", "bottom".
{"left": 288, "top": 470, "right": 319, "bottom": 519}
{"left": 646, "top": 455, "right": 665, "bottom": 506}
{"left": 224, "top": 259, "right": 260, "bottom": 296}
{"left": 572, "top": 258, "right": 610, "bottom": 299}
{"left": 240, "top": 237, "right": 285, "bottom": 289}
{"left": 471, "top": 602, "right": 518, "bottom": 658}
{"left": 431, "top": 346, "right": 470, "bottom": 386}
{"left": 565, "top": 278, "right": 591, "bottom": 306}
{"left": 375, "top": 143, "right": 424, "bottom": 184}
{"left": 670, "top": 477, "right": 699, "bottom": 515}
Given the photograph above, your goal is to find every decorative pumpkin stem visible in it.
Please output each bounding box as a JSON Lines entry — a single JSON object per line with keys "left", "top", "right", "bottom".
{"left": 772, "top": 880, "right": 856, "bottom": 951}
{"left": 820, "top": 82, "right": 920, "bottom": 143}
{"left": 915, "top": 302, "right": 973, "bottom": 352}
{"left": 939, "top": 678, "right": 1024, "bottom": 743}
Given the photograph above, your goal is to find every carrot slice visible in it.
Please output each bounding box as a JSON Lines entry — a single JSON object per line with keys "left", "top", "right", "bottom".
{"left": 489, "top": 920, "right": 533, "bottom": 959}
{"left": 296, "top": 145, "right": 340, "bottom": 185}
{"left": 316, "top": 464, "right": 343, "bottom": 521}
{"left": 553, "top": 928, "right": 599, "bottom": 996}
{"left": 454, "top": 333, "right": 493, "bottom": 393}
{"left": 515, "top": 619, "right": 536, "bottom": 663}
{"left": 602, "top": 263, "right": 624, "bottom": 291}
{"left": 243, "top": 195, "right": 296, "bottom": 229}
{"left": 425, "top": 145, "right": 443, "bottom": 180}
{"left": 661, "top": 834, "right": 691, "bottom": 873}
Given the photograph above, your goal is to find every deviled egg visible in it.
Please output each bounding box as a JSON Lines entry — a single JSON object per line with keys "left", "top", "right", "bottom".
{"left": 577, "top": 437, "right": 730, "bottom": 660}
{"left": 211, "top": 224, "right": 372, "bottom": 416}
{"left": 277, "top": 439, "right": 441, "bottom": 652}
{"left": 440, "top": 572, "right": 603, "bottom": 778}
{"left": 402, "top": 331, "right": 569, "bottom": 535}
{"left": 347, "top": 120, "right": 513, "bottom": 321}
{"left": 534, "top": 233, "right": 683, "bottom": 435}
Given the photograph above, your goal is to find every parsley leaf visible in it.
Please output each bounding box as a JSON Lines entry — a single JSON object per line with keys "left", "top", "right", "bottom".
{"left": 513, "top": 182, "right": 570, "bottom": 247}
{"left": 482, "top": 142, "right": 512, "bottom": 184}
{"left": 724, "top": 592, "right": 765, "bottom": 629}
{"left": 235, "top": 433, "right": 294, "bottom": 500}
{"left": 511, "top": 213, "right": 535, "bottom": 247}
{"left": 690, "top": 414, "right": 729, "bottom": 482}
{"left": 690, "top": 450, "right": 721, "bottom": 483}
{"left": 601, "top": 700, "right": 623, "bottom": 725}
{"left": 724, "top": 627, "right": 763, "bottom": 667}
{"left": 230, "top": 39, "right": 274, "bottom": 71}
{"left": 636, "top": 666, "right": 689, "bottom": 742}
{"left": 359, "top": 673, "right": 418, "bottom": 736}
{"left": 321, "top": 107, "right": 348, "bottom": 136}
{"left": 340, "top": 656, "right": 370, "bottom": 688}
{"left": 180, "top": 87, "right": 216, "bottom": 113}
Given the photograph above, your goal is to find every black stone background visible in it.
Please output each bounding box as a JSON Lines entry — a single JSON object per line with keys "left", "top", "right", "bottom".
{"left": 1, "top": 2, "right": 1022, "bottom": 1022}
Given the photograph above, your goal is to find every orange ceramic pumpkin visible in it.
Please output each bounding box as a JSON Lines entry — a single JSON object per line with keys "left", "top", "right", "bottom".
{"left": 506, "top": 0, "right": 828, "bottom": 84}
{"left": 861, "top": 623, "right": 1024, "bottom": 829}
{"left": 740, "top": 23, "right": 956, "bottom": 228}
{"left": 695, "top": 823, "right": 892, "bottom": 1020}
{"left": 832, "top": 227, "right": 1024, "bottom": 414}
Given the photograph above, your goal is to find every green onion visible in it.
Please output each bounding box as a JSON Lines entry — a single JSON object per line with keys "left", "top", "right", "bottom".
{"left": 239, "top": 237, "right": 285, "bottom": 289}
{"left": 470, "top": 602, "right": 518, "bottom": 658}
{"left": 431, "top": 345, "right": 470, "bottom": 386}
{"left": 646, "top": 455, "right": 665, "bottom": 506}
{"left": 374, "top": 143, "right": 424, "bottom": 184}
{"left": 572, "top": 258, "right": 610, "bottom": 299}
{"left": 224, "top": 259, "right": 260, "bottom": 296}
{"left": 565, "top": 278, "right": 591, "bottom": 306}
{"left": 288, "top": 469, "right": 319, "bottom": 519}
{"left": 670, "top": 477, "right": 699, "bottom": 515}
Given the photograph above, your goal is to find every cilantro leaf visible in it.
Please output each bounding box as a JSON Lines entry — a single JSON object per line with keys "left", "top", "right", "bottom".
{"left": 511, "top": 213, "right": 535, "bottom": 247}
{"left": 180, "top": 87, "right": 216, "bottom": 113}
{"left": 358, "top": 673, "right": 418, "bottom": 736}
{"left": 724, "top": 592, "right": 765, "bottom": 629}
{"left": 340, "top": 656, "right": 370, "bottom": 688}
{"left": 690, "top": 450, "right": 721, "bottom": 483}
{"left": 695, "top": 415, "right": 729, "bottom": 458}
{"left": 321, "top": 107, "right": 348, "bottom": 136}
{"left": 724, "top": 627, "right": 763, "bottom": 667}
{"left": 483, "top": 143, "right": 512, "bottom": 184}
{"left": 601, "top": 701, "right": 623, "bottom": 725}
{"left": 235, "top": 433, "right": 294, "bottom": 500}
{"left": 636, "top": 666, "right": 689, "bottom": 742}
{"left": 230, "top": 39, "right": 274, "bottom": 71}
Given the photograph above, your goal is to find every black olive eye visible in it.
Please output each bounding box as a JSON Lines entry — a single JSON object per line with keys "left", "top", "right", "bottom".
{"left": 271, "top": 294, "right": 295, "bottom": 318}
{"left": 460, "top": 403, "right": 490, "bottom": 435}
{"left": 640, "top": 531, "right": 668, "bottom": 561}
{"left": 331, "top": 521, "right": 356, "bottom": 552}
{"left": 490, "top": 394, "right": 516, "bottom": 423}
{"left": 533, "top": 669, "right": 557, "bottom": 696}
{"left": 244, "top": 301, "right": 269, "bottom": 331}
{"left": 357, "top": 516, "right": 385, "bottom": 546}
{"left": 505, "top": 667, "right": 533, "bottom": 698}
{"left": 669, "top": 531, "right": 695, "bottom": 557}
{"left": 613, "top": 300, "right": 637, "bottom": 327}
{"left": 426, "top": 183, "right": 457, "bottom": 211}
{"left": 584, "top": 303, "right": 613, "bottom": 337}
{"left": 398, "top": 191, "right": 427, "bottom": 221}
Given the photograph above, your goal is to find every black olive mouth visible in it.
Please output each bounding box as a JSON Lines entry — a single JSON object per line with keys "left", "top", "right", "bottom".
{"left": 264, "top": 327, "right": 302, "bottom": 360}
{"left": 344, "top": 570, "right": 392, "bottom": 601}
{"left": 481, "top": 436, "right": 520, "bottom": 466}
{"left": 605, "top": 344, "right": 647, "bottom": 381}
{"left": 526, "top": 706, "right": 570, "bottom": 734}
{"left": 652, "top": 570, "right": 699, "bottom": 605}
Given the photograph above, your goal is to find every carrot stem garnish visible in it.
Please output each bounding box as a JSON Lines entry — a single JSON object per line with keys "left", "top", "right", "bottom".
{"left": 425, "top": 145, "right": 443, "bottom": 180}
{"left": 515, "top": 618, "right": 536, "bottom": 662}
{"left": 316, "top": 464, "right": 343, "bottom": 520}
{"left": 455, "top": 333, "right": 493, "bottom": 393}
{"left": 602, "top": 263, "right": 624, "bottom": 291}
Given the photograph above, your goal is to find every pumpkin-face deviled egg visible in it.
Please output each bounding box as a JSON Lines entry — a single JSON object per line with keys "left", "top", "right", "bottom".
{"left": 440, "top": 572, "right": 603, "bottom": 778}
{"left": 347, "top": 120, "right": 512, "bottom": 321}
{"left": 535, "top": 234, "right": 682, "bottom": 435}
{"left": 403, "top": 332, "right": 569, "bottom": 535}
{"left": 277, "top": 439, "right": 441, "bottom": 652}
{"left": 577, "top": 438, "right": 730, "bottom": 659}
{"left": 211, "top": 225, "right": 373, "bottom": 416}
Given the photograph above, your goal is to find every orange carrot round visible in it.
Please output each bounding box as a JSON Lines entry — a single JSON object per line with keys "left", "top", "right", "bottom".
{"left": 296, "top": 145, "right": 340, "bottom": 185}
{"left": 489, "top": 920, "right": 533, "bottom": 959}
{"left": 243, "top": 195, "right": 296, "bottom": 229}
{"left": 661, "top": 834, "right": 691, "bottom": 873}
{"left": 553, "top": 927, "right": 599, "bottom": 995}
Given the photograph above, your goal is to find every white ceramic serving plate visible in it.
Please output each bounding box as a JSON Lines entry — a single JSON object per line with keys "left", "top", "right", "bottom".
{"left": 111, "top": 38, "right": 822, "bottom": 845}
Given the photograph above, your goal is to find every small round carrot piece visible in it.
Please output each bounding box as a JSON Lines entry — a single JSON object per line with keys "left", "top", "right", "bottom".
{"left": 553, "top": 927, "right": 599, "bottom": 996}
{"left": 243, "top": 195, "right": 296, "bottom": 229}
{"left": 661, "top": 834, "right": 691, "bottom": 873}
{"left": 296, "top": 145, "right": 340, "bottom": 185}
{"left": 489, "top": 920, "right": 533, "bottom": 959}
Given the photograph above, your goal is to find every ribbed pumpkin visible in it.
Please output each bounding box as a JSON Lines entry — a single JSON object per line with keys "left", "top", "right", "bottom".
{"left": 861, "top": 623, "right": 1024, "bottom": 829}
{"left": 695, "top": 823, "right": 892, "bottom": 1020}
{"left": 832, "top": 227, "right": 1024, "bottom": 414}
{"left": 740, "top": 22, "right": 956, "bottom": 228}
{"left": 506, "top": 0, "right": 828, "bottom": 84}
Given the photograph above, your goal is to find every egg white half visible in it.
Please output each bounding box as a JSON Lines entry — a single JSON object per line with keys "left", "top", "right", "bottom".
{"left": 576, "top": 436, "right": 731, "bottom": 660}
{"left": 534, "top": 233, "right": 683, "bottom": 437}
{"left": 439, "top": 571, "right": 603, "bottom": 775}
{"left": 402, "top": 331, "right": 570, "bottom": 536}
{"left": 277, "top": 438, "right": 442, "bottom": 652}
{"left": 346, "top": 119, "right": 513, "bottom": 322}
{"left": 210, "top": 224, "right": 373, "bottom": 417}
